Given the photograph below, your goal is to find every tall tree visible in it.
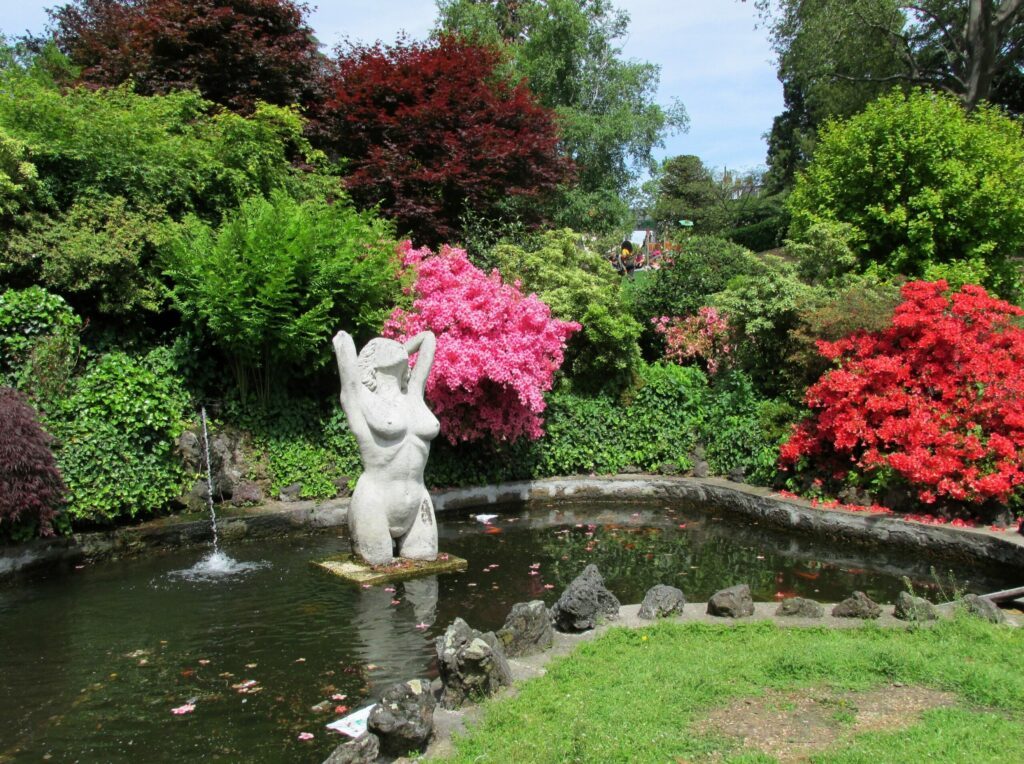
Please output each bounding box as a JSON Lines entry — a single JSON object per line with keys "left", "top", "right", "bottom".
{"left": 49, "top": 0, "right": 326, "bottom": 114}
{"left": 321, "top": 36, "right": 571, "bottom": 246}
{"left": 754, "top": 0, "right": 1024, "bottom": 188}
{"left": 436, "top": 0, "right": 688, "bottom": 232}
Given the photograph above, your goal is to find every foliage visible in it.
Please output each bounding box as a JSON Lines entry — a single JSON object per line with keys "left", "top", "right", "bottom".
{"left": 755, "top": 1, "right": 1024, "bottom": 189}
{"left": 491, "top": 229, "right": 642, "bottom": 392}
{"left": 651, "top": 307, "right": 733, "bottom": 375}
{"left": 710, "top": 254, "right": 822, "bottom": 397}
{"left": 448, "top": 617, "right": 1024, "bottom": 762}
{"left": 0, "top": 286, "right": 81, "bottom": 383}
{"left": 0, "top": 386, "right": 66, "bottom": 540}
{"left": 756, "top": 0, "right": 1024, "bottom": 113}
{"left": 781, "top": 280, "right": 1024, "bottom": 511}
{"left": 624, "top": 236, "right": 762, "bottom": 355}
{"left": 436, "top": 0, "right": 688, "bottom": 233}
{"left": 787, "top": 89, "right": 1024, "bottom": 300}
{"left": 47, "top": 348, "right": 190, "bottom": 523}
{"left": 0, "top": 65, "right": 321, "bottom": 220}
{"left": 4, "top": 194, "right": 169, "bottom": 318}
{"left": 164, "top": 190, "right": 400, "bottom": 402}
{"left": 784, "top": 275, "right": 902, "bottom": 402}
{"left": 384, "top": 242, "right": 578, "bottom": 443}
{"left": 322, "top": 35, "right": 569, "bottom": 246}
{"left": 0, "top": 129, "right": 39, "bottom": 228}
{"left": 50, "top": 0, "right": 325, "bottom": 115}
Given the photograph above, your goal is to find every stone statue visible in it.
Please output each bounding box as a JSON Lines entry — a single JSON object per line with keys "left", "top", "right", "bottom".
{"left": 332, "top": 330, "right": 441, "bottom": 565}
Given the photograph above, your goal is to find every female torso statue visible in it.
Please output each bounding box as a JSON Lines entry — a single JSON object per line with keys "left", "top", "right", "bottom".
{"left": 332, "top": 330, "right": 440, "bottom": 565}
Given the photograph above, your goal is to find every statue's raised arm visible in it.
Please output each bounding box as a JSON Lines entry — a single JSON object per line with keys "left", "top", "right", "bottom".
{"left": 332, "top": 330, "right": 367, "bottom": 436}
{"left": 403, "top": 331, "right": 436, "bottom": 397}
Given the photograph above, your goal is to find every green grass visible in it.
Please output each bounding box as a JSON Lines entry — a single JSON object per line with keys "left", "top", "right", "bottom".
{"left": 443, "top": 617, "right": 1024, "bottom": 763}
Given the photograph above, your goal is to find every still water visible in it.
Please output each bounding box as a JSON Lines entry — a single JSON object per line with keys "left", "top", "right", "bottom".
{"left": 0, "top": 500, "right": 1010, "bottom": 762}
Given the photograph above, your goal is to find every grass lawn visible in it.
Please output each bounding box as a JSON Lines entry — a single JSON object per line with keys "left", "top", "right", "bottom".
{"left": 443, "top": 616, "right": 1024, "bottom": 763}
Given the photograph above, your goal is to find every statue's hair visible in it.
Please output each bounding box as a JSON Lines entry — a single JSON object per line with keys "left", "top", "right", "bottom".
{"left": 357, "top": 338, "right": 409, "bottom": 392}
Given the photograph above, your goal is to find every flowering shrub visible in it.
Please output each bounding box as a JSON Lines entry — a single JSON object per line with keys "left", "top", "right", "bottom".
{"left": 384, "top": 243, "right": 579, "bottom": 443}
{"left": 780, "top": 280, "right": 1024, "bottom": 508}
{"left": 652, "top": 307, "right": 732, "bottom": 374}
{"left": 0, "top": 387, "right": 65, "bottom": 539}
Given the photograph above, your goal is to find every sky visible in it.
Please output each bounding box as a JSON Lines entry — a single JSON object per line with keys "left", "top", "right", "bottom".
{"left": 0, "top": 1, "right": 783, "bottom": 173}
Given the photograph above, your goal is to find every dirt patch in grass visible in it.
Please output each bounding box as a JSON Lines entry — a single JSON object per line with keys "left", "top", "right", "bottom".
{"left": 693, "top": 684, "right": 958, "bottom": 762}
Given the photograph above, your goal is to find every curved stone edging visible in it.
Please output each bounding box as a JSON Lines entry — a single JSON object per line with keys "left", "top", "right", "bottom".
{"left": 2, "top": 475, "right": 1022, "bottom": 579}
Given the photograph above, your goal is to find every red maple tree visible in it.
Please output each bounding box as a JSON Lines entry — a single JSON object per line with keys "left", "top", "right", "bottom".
{"left": 50, "top": 0, "right": 326, "bottom": 114}
{"left": 781, "top": 280, "right": 1024, "bottom": 509}
{"left": 322, "top": 35, "right": 572, "bottom": 245}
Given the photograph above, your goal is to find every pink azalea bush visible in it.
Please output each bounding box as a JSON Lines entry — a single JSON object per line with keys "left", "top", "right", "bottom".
{"left": 384, "top": 242, "right": 579, "bottom": 443}
{"left": 651, "top": 306, "right": 733, "bottom": 374}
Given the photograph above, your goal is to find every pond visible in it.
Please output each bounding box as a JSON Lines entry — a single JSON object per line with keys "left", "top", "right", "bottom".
{"left": 0, "top": 499, "right": 1012, "bottom": 762}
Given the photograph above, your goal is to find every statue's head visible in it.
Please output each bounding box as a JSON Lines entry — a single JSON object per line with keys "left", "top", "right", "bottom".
{"left": 357, "top": 338, "right": 410, "bottom": 392}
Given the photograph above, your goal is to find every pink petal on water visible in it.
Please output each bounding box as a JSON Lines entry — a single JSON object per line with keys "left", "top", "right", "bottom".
{"left": 391, "top": 599, "right": 401, "bottom": 605}
{"left": 171, "top": 703, "right": 195, "bottom": 715}
{"left": 543, "top": 584, "right": 555, "bottom": 589}
{"left": 384, "top": 586, "right": 396, "bottom": 593}
{"left": 331, "top": 693, "right": 347, "bottom": 701}
{"left": 415, "top": 622, "right": 429, "bottom": 630}
{"left": 361, "top": 584, "right": 372, "bottom": 589}
{"left": 298, "top": 732, "right": 314, "bottom": 741}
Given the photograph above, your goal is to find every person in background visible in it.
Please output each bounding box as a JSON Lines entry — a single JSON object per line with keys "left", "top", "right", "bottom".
{"left": 617, "top": 240, "right": 636, "bottom": 278}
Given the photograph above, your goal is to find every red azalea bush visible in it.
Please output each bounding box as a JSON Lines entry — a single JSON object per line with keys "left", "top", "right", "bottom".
{"left": 780, "top": 280, "right": 1024, "bottom": 511}
{"left": 651, "top": 306, "right": 732, "bottom": 375}
{"left": 0, "top": 387, "right": 66, "bottom": 539}
{"left": 383, "top": 242, "right": 579, "bottom": 444}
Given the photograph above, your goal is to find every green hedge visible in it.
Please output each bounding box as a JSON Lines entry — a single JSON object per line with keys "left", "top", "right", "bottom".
{"left": 252, "top": 363, "right": 785, "bottom": 498}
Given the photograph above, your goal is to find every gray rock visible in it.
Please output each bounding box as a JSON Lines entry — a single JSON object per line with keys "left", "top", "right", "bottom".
{"left": 323, "top": 733, "right": 379, "bottom": 764}
{"left": 638, "top": 584, "right": 686, "bottom": 620}
{"left": 775, "top": 597, "right": 825, "bottom": 618}
{"left": 279, "top": 482, "right": 303, "bottom": 502}
{"left": 549, "top": 564, "right": 621, "bottom": 632}
{"left": 230, "top": 480, "right": 263, "bottom": 506}
{"left": 497, "top": 601, "right": 554, "bottom": 657}
{"left": 960, "top": 594, "right": 1006, "bottom": 624}
{"left": 692, "top": 460, "right": 709, "bottom": 478}
{"left": 435, "top": 618, "right": 512, "bottom": 709}
{"left": 657, "top": 462, "right": 681, "bottom": 476}
{"left": 727, "top": 466, "right": 746, "bottom": 483}
{"left": 707, "top": 584, "right": 754, "bottom": 618}
{"left": 832, "top": 591, "right": 882, "bottom": 619}
{"left": 367, "top": 678, "right": 435, "bottom": 756}
{"left": 893, "top": 591, "right": 938, "bottom": 622}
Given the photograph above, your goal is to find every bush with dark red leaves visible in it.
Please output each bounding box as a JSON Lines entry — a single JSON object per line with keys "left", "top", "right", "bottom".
{"left": 0, "top": 387, "right": 65, "bottom": 539}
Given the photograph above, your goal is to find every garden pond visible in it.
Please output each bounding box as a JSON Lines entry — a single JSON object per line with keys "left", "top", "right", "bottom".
{"left": 0, "top": 499, "right": 1013, "bottom": 762}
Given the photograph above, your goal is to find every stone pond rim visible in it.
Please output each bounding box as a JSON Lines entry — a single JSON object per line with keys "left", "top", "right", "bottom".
{"left": 2, "top": 475, "right": 1023, "bottom": 579}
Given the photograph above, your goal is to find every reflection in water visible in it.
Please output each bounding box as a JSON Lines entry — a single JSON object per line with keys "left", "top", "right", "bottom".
{"left": 0, "top": 501, "right": 1014, "bottom": 763}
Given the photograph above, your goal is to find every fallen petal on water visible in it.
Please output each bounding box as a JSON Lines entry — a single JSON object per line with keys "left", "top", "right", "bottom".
{"left": 171, "top": 703, "right": 195, "bottom": 715}
{"left": 297, "top": 732, "right": 314, "bottom": 741}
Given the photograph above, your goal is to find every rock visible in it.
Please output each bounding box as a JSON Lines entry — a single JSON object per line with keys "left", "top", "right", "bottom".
{"left": 549, "top": 564, "right": 621, "bottom": 632}
{"left": 497, "top": 601, "right": 554, "bottom": 657}
{"left": 367, "top": 678, "right": 435, "bottom": 757}
{"left": 832, "top": 591, "right": 882, "bottom": 619}
{"left": 960, "top": 594, "right": 1006, "bottom": 624}
{"left": 332, "top": 476, "right": 353, "bottom": 497}
{"left": 435, "top": 618, "right": 512, "bottom": 709}
{"left": 691, "top": 460, "right": 709, "bottom": 478}
{"left": 893, "top": 592, "right": 938, "bottom": 622}
{"left": 657, "top": 462, "right": 681, "bottom": 476}
{"left": 727, "top": 465, "right": 746, "bottom": 483}
{"left": 707, "top": 584, "right": 755, "bottom": 618}
{"left": 230, "top": 480, "right": 263, "bottom": 506}
{"left": 323, "top": 733, "right": 379, "bottom": 764}
{"left": 775, "top": 597, "right": 825, "bottom": 618}
{"left": 311, "top": 700, "right": 333, "bottom": 714}
{"left": 621, "top": 464, "right": 643, "bottom": 474}
{"left": 279, "top": 482, "right": 303, "bottom": 502}
{"left": 638, "top": 584, "right": 686, "bottom": 620}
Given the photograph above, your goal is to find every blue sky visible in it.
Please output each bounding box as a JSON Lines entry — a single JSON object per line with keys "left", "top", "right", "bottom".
{"left": 0, "top": 1, "right": 782, "bottom": 172}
